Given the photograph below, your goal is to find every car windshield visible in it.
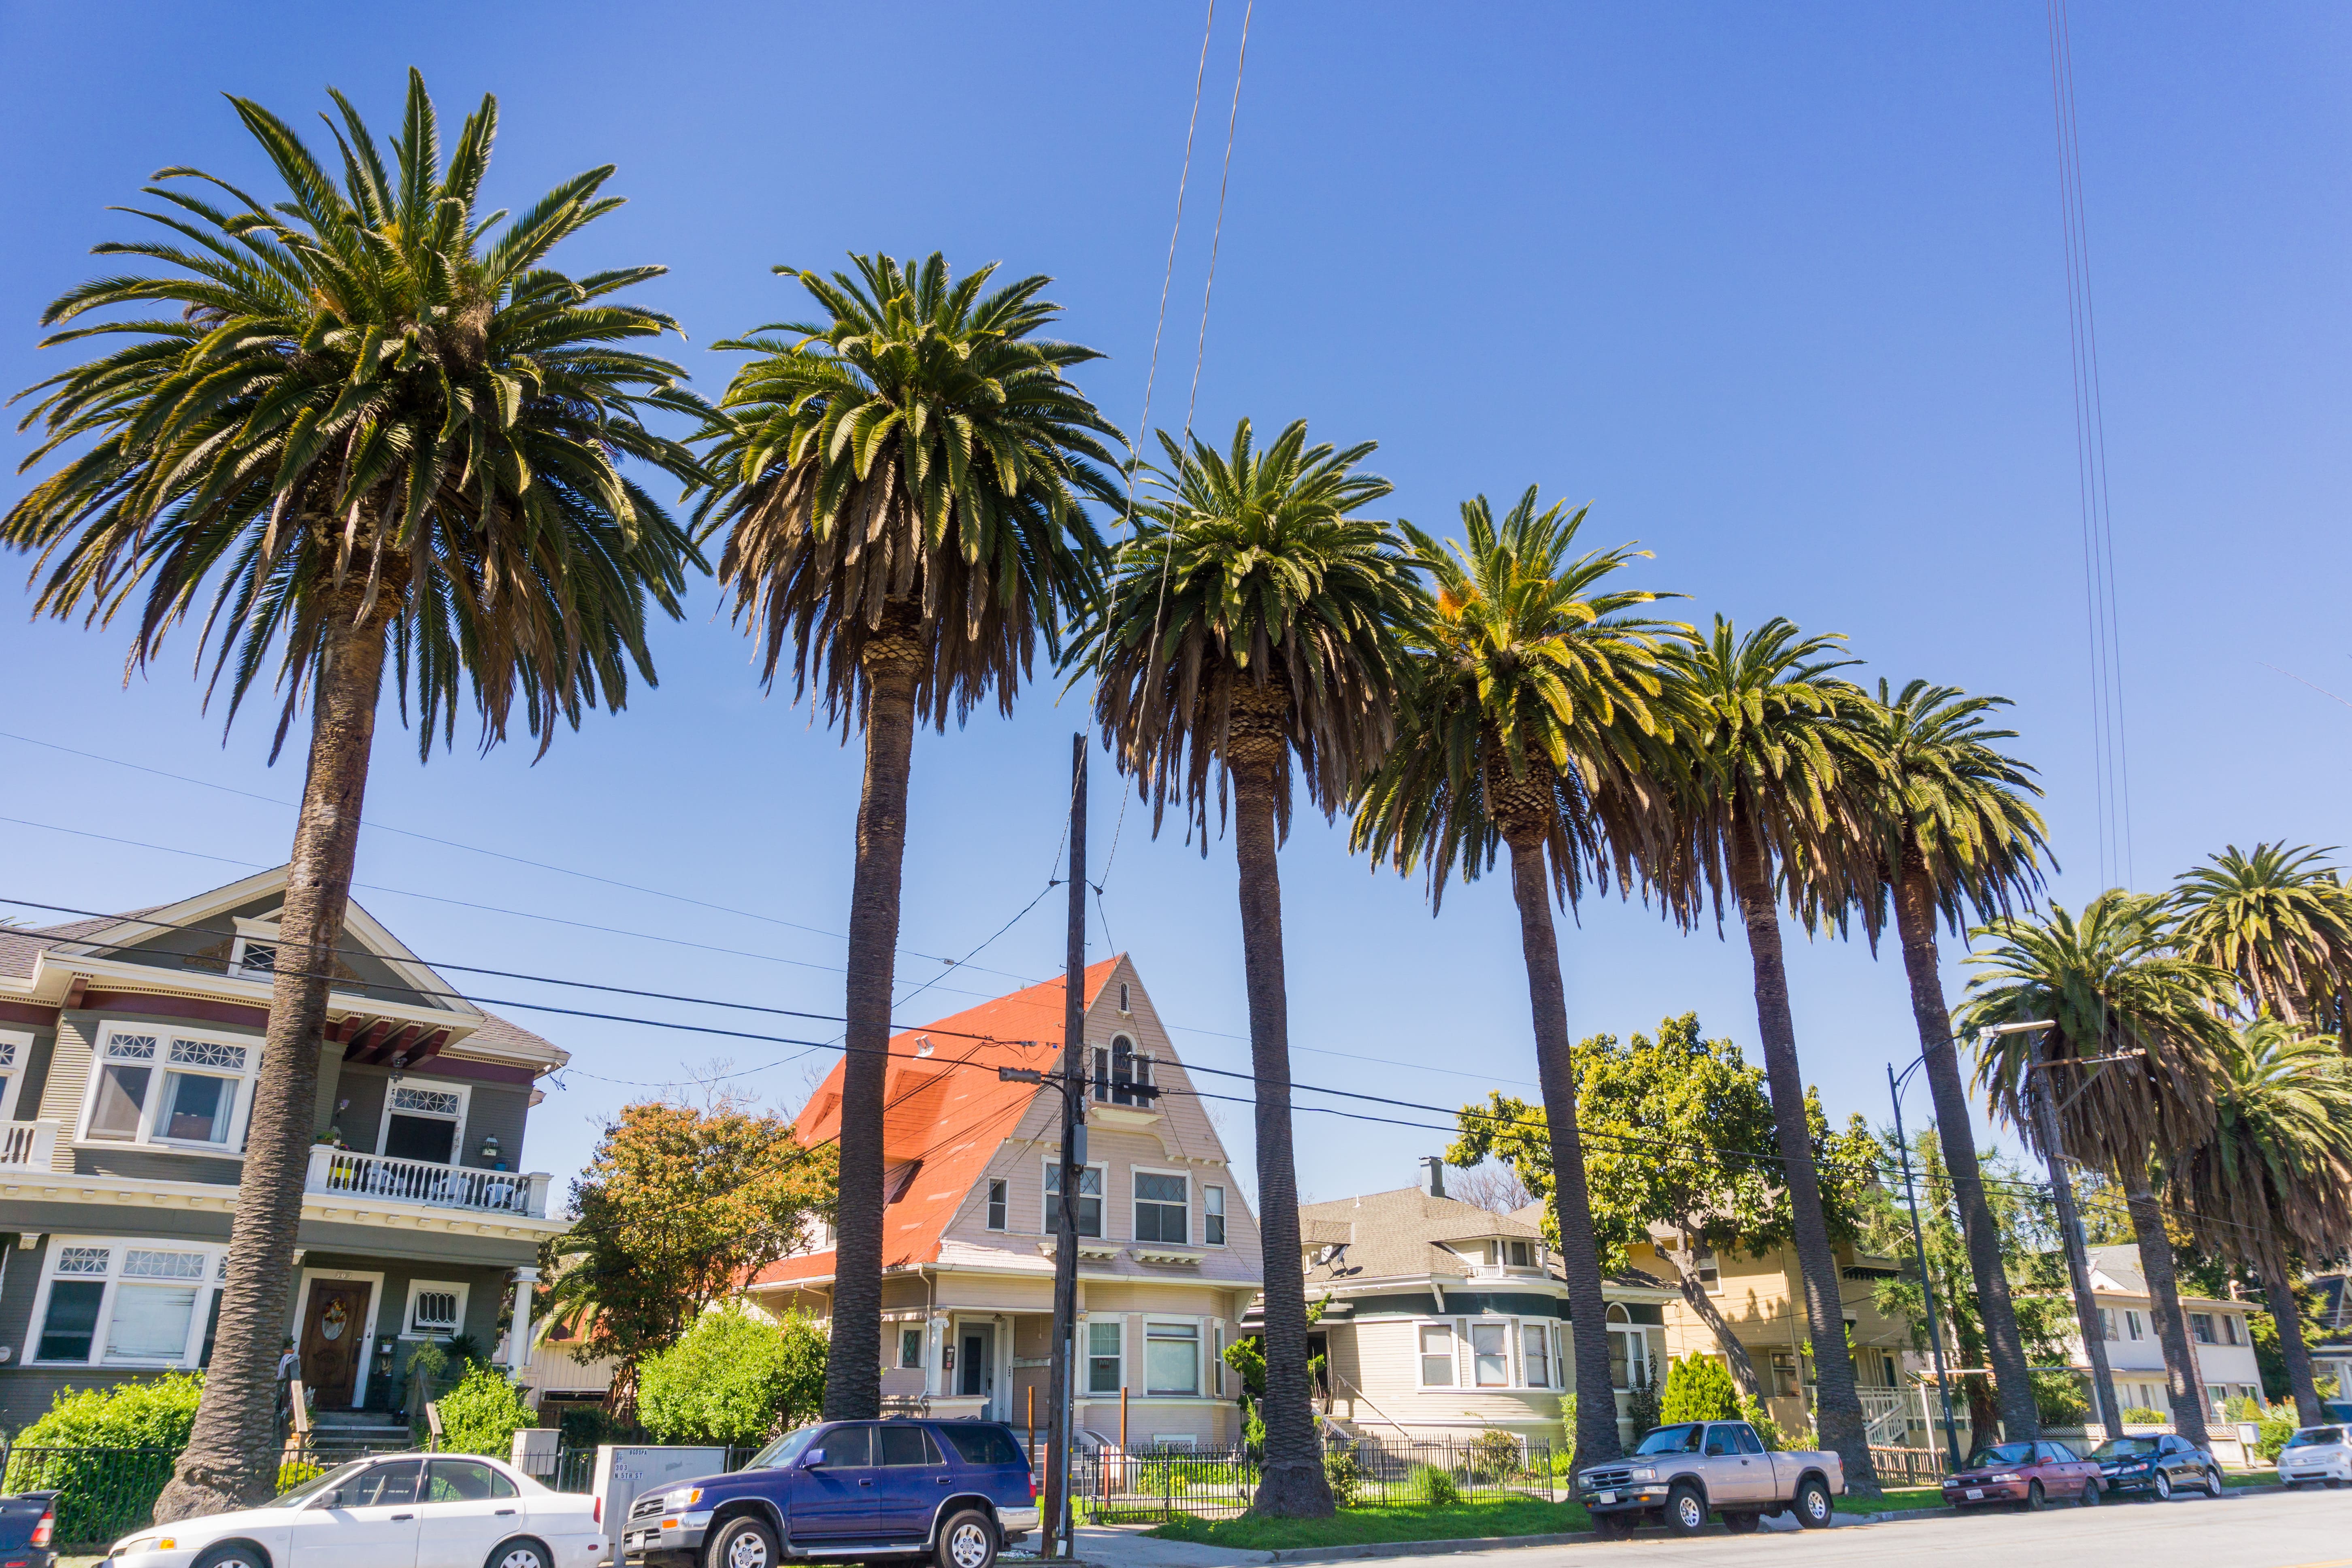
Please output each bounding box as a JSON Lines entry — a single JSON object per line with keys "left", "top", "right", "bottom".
{"left": 2287, "top": 1427, "right": 2345, "bottom": 1448}
{"left": 748, "top": 1426, "right": 822, "bottom": 1469}
{"left": 1965, "top": 1443, "right": 2036, "bottom": 1469}
{"left": 1633, "top": 1425, "right": 1703, "bottom": 1456}
{"left": 2088, "top": 1438, "right": 2159, "bottom": 1460}
{"left": 274, "top": 1459, "right": 373, "bottom": 1507}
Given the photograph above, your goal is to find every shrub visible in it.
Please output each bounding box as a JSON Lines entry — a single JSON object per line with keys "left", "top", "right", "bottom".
{"left": 1623, "top": 1380, "right": 1660, "bottom": 1440}
{"left": 2222, "top": 1394, "right": 2264, "bottom": 1423}
{"left": 1737, "top": 1396, "right": 1790, "bottom": 1451}
{"left": 14, "top": 1372, "right": 204, "bottom": 1448}
{"left": 275, "top": 1459, "right": 326, "bottom": 1493}
{"left": 1658, "top": 1356, "right": 1740, "bottom": 1424}
{"left": 2256, "top": 1409, "right": 2297, "bottom": 1462}
{"left": 1242, "top": 1396, "right": 1266, "bottom": 1457}
{"left": 2030, "top": 1370, "right": 2087, "bottom": 1428}
{"left": 4, "top": 1375, "right": 204, "bottom": 1545}
{"left": 2120, "top": 1406, "right": 2167, "bottom": 1425}
{"left": 638, "top": 1306, "right": 827, "bottom": 1447}
{"left": 435, "top": 1364, "right": 536, "bottom": 1458}
{"left": 1322, "top": 1447, "right": 1361, "bottom": 1507}
{"left": 1401, "top": 1463, "right": 1460, "bottom": 1507}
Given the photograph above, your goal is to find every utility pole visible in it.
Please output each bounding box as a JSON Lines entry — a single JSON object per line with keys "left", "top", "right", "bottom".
{"left": 1041, "top": 733, "right": 1087, "bottom": 1557}
{"left": 1887, "top": 1060, "right": 1962, "bottom": 1472}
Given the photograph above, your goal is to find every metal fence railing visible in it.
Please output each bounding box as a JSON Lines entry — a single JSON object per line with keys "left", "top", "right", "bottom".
{"left": 0, "top": 1445, "right": 181, "bottom": 1549}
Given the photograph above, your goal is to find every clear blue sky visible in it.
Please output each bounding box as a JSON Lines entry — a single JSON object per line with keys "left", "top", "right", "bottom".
{"left": 4, "top": 2, "right": 2348, "bottom": 1210}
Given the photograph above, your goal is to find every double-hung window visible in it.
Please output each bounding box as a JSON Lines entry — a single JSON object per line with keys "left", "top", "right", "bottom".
{"left": 2189, "top": 1313, "right": 2215, "bottom": 1345}
{"left": 2100, "top": 1307, "right": 2118, "bottom": 1340}
{"left": 1045, "top": 1163, "right": 1103, "bottom": 1237}
{"left": 1203, "top": 1185, "right": 1226, "bottom": 1246}
{"left": 1134, "top": 1171, "right": 1188, "bottom": 1243}
{"left": 2223, "top": 1315, "right": 2241, "bottom": 1346}
{"left": 1471, "top": 1321, "right": 1509, "bottom": 1387}
{"left": 1521, "top": 1322, "right": 1551, "bottom": 1388}
{"left": 1088, "top": 1319, "right": 1123, "bottom": 1393}
{"left": 32, "top": 1238, "right": 227, "bottom": 1366}
{"left": 1146, "top": 1322, "right": 1200, "bottom": 1395}
{"left": 84, "top": 1026, "right": 258, "bottom": 1151}
{"left": 986, "top": 1179, "right": 1008, "bottom": 1231}
{"left": 2125, "top": 1311, "right": 2145, "bottom": 1341}
{"left": 380, "top": 1083, "right": 467, "bottom": 1165}
{"left": 1418, "top": 1323, "right": 1455, "bottom": 1387}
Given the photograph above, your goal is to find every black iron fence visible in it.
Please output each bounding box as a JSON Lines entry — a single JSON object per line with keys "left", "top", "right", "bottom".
{"left": 0, "top": 1445, "right": 180, "bottom": 1549}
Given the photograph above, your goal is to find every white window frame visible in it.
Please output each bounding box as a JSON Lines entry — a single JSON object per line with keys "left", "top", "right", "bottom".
{"left": 1203, "top": 1184, "right": 1226, "bottom": 1247}
{"left": 1212, "top": 1322, "right": 1226, "bottom": 1396}
{"left": 2126, "top": 1310, "right": 2145, "bottom": 1341}
{"left": 0, "top": 1028, "right": 30, "bottom": 1123}
{"left": 1606, "top": 1303, "right": 1652, "bottom": 1392}
{"left": 985, "top": 1178, "right": 1008, "bottom": 1232}
{"left": 2222, "top": 1314, "right": 2241, "bottom": 1347}
{"left": 375, "top": 1077, "right": 473, "bottom": 1167}
{"left": 1042, "top": 1159, "right": 1105, "bottom": 1238}
{"left": 1469, "top": 1317, "right": 1510, "bottom": 1387}
{"left": 1415, "top": 1319, "right": 1457, "bottom": 1389}
{"left": 1086, "top": 1315, "right": 1124, "bottom": 1395}
{"left": 899, "top": 1327, "right": 925, "bottom": 1369}
{"left": 228, "top": 915, "right": 283, "bottom": 981}
{"left": 1092, "top": 1036, "right": 1153, "bottom": 1105}
{"left": 27, "top": 1235, "right": 229, "bottom": 1368}
{"left": 1132, "top": 1164, "right": 1192, "bottom": 1247}
{"left": 77, "top": 1021, "right": 262, "bottom": 1153}
{"left": 401, "top": 1278, "right": 471, "bottom": 1340}
{"left": 1143, "top": 1319, "right": 1202, "bottom": 1397}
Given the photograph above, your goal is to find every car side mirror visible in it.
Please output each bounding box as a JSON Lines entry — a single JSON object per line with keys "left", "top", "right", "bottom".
{"left": 800, "top": 1450, "right": 825, "bottom": 1469}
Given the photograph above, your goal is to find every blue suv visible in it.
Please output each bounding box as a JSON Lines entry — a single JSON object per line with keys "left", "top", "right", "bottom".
{"left": 622, "top": 1419, "right": 1039, "bottom": 1568}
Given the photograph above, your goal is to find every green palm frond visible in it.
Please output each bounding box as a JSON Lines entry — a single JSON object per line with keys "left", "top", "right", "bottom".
{"left": 691, "top": 251, "right": 1120, "bottom": 731}
{"left": 1070, "top": 417, "right": 1423, "bottom": 840}
{"left": 4, "top": 68, "right": 706, "bottom": 759}
{"left": 2167, "top": 843, "right": 2352, "bottom": 1027}
{"left": 1853, "top": 677, "right": 2052, "bottom": 928}
{"left": 1349, "top": 485, "right": 1689, "bottom": 909}
{"left": 2171, "top": 1017, "right": 2352, "bottom": 1270}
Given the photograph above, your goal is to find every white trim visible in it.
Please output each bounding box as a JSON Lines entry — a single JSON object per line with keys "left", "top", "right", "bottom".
{"left": 295, "top": 1267, "right": 387, "bottom": 1408}
{"left": 985, "top": 1177, "right": 1008, "bottom": 1232}
{"left": 0, "top": 1028, "right": 30, "bottom": 1123}
{"left": 1201, "top": 1183, "right": 1227, "bottom": 1248}
{"left": 1414, "top": 1318, "right": 1457, "bottom": 1390}
{"left": 401, "top": 1277, "right": 472, "bottom": 1340}
{"left": 375, "top": 1077, "right": 474, "bottom": 1166}
{"left": 1131, "top": 1163, "right": 1193, "bottom": 1248}
{"left": 1084, "top": 1312, "right": 1125, "bottom": 1396}
{"left": 77, "top": 1020, "right": 261, "bottom": 1153}
{"left": 1143, "top": 1315, "right": 1205, "bottom": 1398}
{"left": 27, "top": 1233, "right": 228, "bottom": 1368}
{"left": 1042, "top": 1158, "right": 1105, "bottom": 1238}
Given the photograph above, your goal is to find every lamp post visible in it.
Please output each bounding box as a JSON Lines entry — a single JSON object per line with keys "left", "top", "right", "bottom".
{"left": 1886, "top": 1054, "right": 1964, "bottom": 1472}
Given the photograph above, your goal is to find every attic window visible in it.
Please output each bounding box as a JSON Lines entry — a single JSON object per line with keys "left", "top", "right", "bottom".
{"left": 1119, "top": 982, "right": 1132, "bottom": 1014}
{"left": 1092, "top": 1038, "right": 1149, "bottom": 1105}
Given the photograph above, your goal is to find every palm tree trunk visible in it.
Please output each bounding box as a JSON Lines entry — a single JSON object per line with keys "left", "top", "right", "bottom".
{"left": 1890, "top": 856, "right": 2039, "bottom": 1440}
{"left": 1658, "top": 1236, "right": 1762, "bottom": 1398}
{"left": 2260, "top": 1263, "right": 2323, "bottom": 1427}
{"left": 1502, "top": 834, "right": 1621, "bottom": 1464}
{"left": 824, "top": 615, "right": 922, "bottom": 1421}
{"left": 1728, "top": 820, "right": 1880, "bottom": 1494}
{"left": 155, "top": 587, "right": 391, "bottom": 1520}
{"left": 1230, "top": 739, "right": 1333, "bottom": 1519}
{"left": 2120, "top": 1168, "right": 2211, "bottom": 1447}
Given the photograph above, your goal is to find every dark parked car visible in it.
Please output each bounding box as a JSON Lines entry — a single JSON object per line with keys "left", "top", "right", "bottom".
{"left": 1941, "top": 1440, "right": 2104, "bottom": 1511}
{"left": 0, "top": 1490, "right": 56, "bottom": 1568}
{"left": 622, "top": 1419, "right": 1038, "bottom": 1568}
{"left": 2086, "top": 1434, "right": 2224, "bottom": 1500}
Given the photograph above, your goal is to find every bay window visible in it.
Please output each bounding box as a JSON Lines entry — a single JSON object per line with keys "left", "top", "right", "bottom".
{"left": 1418, "top": 1322, "right": 1455, "bottom": 1387}
{"left": 31, "top": 1238, "right": 228, "bottom": 1366}
{"left": 1522, "top": 1322, "right": 1552, "bottom": 1388}
{"left": 1472, "top": 1321, "right": 1509, "bottom": 1386}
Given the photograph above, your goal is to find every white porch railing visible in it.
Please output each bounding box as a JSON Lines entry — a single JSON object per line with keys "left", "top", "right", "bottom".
{"left": 0, "top": 1119, "right": 60, "bottom": 1169}
{"left": 1860, "top": 1388, "right": 1907, "bottom": 1447}
{"left": 306, "top": 1144, "right": 550, "bottom": 1216}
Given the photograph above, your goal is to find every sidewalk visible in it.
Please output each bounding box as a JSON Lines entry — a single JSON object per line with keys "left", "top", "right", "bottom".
{"left": 1073, "top": 1523, "right": 1274, "bottom": 1567}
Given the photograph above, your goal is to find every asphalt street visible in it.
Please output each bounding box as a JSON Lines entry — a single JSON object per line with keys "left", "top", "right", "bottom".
{"left": 1337, "top": 1490, "right": 2352, "bottom": 1568}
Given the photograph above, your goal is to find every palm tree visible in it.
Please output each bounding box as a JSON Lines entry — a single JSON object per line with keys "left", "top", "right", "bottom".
{"left": 1351, "top": 488, "right": 1682, "bottom": 1465}
{"left": 2169, "top": 843, "right": 2352, "bottom": 1031}
{"left": 1656, "top": 617, "right": 1882, "bottom": 1494}
{"left": 1073, "top": 418, "right": 1419, "bottom": 1517}
{"left": 1852, "top": 680, "right": 2052, "bottom": 1441}
{"left": 1960, "top": 893, "right": 2231, "bottom": 1445}
{"left": 2171, "top": 1018, "right": 2352, "bottom": 1426}
{"left": 4, "top": 72, "right": 703, "bottom": 1516}
{"left": 693, "top": 253, "right": 1120, "bottom": 1419}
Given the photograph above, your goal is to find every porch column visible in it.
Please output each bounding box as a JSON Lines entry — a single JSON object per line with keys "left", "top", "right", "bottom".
{"left": 508, "top": 1266, "right": 541, "bottom": 1372}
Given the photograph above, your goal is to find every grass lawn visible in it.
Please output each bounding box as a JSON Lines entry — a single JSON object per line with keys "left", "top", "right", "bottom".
{"left": 1850, "top": 1486, "right": 1947, "bottom": 1512}
{"left": 1146, "top": 1495, "right": 1594, "bottom": 1551}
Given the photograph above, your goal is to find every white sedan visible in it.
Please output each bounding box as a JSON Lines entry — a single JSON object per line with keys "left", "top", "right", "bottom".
{"left": 2280, "top": 1425, "right": 2352, "bottom": 1488}
{"left": 109, "top": 1453, "right": 605, "bottom": 1568}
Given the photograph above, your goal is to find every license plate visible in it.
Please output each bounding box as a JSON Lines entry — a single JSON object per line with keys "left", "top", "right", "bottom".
{"left": 1965, "top": 1488, "right": 1983, "bottom": 1500}
{"left": 1596, "top": 1491, "right": 1616, "bottom": 1504}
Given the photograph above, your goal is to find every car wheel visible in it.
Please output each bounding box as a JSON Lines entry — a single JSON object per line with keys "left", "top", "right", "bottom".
{"left": 2023, "top": 1480, "right": 2046, "bottom": 1513}
{"left": 1590, "top": 1514, "right": 1637, "bottom": 1539}
{"left": 936, "top": 1509, "right": 996, "bottom": 1568}
{"left": 1722, "top": 1511, "right": 1762, "bottom": 1534}
{"left": 2079, "top": 1480, "right": 2101, "bottom": 1508}
{"left": 1662, "top": 1484, "right": 1707, "bottom": 1537}
{"left": 193, "top": 1544, "right": 270, "bottom": 1568}
{"left": 2150, "top": 1469, "right": 2172, "bottom": 1502}
{"left": 488, "top": 1539, "right": 552, "bottom": 1568}
{"left": 707, "top": 1517, "right": 779, "bottom": 1568}
{"left": 1794, "top": 1477, "right": 1833, "bottom": 1529}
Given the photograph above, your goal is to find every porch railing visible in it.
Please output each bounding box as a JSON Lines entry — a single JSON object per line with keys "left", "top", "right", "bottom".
{"left": 305, "top": 1145, "right": 551, "bottom": 1216}
{"left": 0, "top": 1119, "right": 60, "bottom": 1169}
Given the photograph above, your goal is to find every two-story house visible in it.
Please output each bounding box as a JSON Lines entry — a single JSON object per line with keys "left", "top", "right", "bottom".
{"left": 744, "top": 957, "right": 1262, "bottom": 1452}
{"left": 2029, "top": 1245, "right": 2268, "bottom": 1423}
{"left": 0, "top": 869, "right": 568, "bottom": 1430}
{"left": 1286, "top": 1165, "right": 1681, "bottom": 1448}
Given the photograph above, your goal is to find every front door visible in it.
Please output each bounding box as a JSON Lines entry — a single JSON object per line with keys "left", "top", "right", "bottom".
{"left": 300, "top": 1280, "right": 371, "bottom": 1407}
{"left": 958, "top": 1324, "right": 996, "bottom": 1412}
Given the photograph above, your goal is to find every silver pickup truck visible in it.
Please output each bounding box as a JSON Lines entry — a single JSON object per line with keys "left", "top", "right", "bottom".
{"left": 1575, "top": 1420, "right": 1843, "bottom": 1536}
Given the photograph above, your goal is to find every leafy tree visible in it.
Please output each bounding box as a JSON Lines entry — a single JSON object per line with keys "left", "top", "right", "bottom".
{"left": 1655, "top": 617, "right": 1885, "bottom": 1493}
{"left": 1852, "top": 679, "right": 2051, "bottom": 1440}
{"left": 2169, "top": 843, "right": 2352, "bottom": 1030}
{"left": 638, "top": 1306, "right": 829, "bottom": 1447}
{"left": 1657, "top": 1356, "right": 1740, "bottom": 1424}
{"left": 1351, "top": 488, "right": 1683, "bottom": 1467}
{"left": 4, "top": 72, "right": 704, "bottom": 1516}
{"left": 1448, "top": 1014, "right": 1882, "bottom": 1399}
{"left": 434, "top": 1364, "right": 535, "bottom": 1459}
{"left": 692, "top": 253, "right": 1117, "bottom": 1419}
{"left": 1962, "top": 891, "right": 2233, "bottom": 1445}
{"left": 1072, "top": 418, "right": 1421, "bottom": 1518}
{"left": 544, "top": 1094, "right": 834, "bottom": 1413}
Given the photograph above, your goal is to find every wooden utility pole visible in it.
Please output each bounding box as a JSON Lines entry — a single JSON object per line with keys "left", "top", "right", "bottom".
{"left": 1042, "top": 733, "right": 1087, "bottom": 1557}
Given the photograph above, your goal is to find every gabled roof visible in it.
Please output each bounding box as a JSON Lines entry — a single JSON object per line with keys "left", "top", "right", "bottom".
{"left": 753, "top": 958, "right": 1120, "bottom": 1286}
{"left": 1299, "top": 1187, "right": 1543, "bottom": 1285}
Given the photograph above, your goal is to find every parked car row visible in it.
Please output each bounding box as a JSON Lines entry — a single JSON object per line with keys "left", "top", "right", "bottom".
{"left": 1942, "top": 1434, "right": 2224, "bottom": 1511}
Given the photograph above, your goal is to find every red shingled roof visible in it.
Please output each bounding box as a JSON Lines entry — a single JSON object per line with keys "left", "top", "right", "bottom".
{"left": 753, "top": 958, "right": 1120, "bottom": 1286}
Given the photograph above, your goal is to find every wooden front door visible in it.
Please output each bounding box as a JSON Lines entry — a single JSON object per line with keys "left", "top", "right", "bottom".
{"left": 300, "top": 1280, "right": 370, "bottom": 1407}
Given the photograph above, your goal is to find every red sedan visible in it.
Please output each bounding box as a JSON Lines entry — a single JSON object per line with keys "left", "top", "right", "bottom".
{"left": 1942, "top": 1440, "right": 2105, "bottom": 1511}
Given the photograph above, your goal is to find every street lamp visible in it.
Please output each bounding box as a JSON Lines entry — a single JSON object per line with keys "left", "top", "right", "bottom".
{"left": 1886, "top": 1052, "right": 1966, "bottom": 1472}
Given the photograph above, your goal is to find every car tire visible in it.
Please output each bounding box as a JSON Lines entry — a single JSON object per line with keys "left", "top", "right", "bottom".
{"left": 1662, "top": 1484, "right": 1707, "bottom": 1537}
{"left": 2150, "top": 1469, "right": 2172, "bottom": 1502}
{"left": 193, "top": 1543, "right": 270, "bottom": 1568}
{"left": 1793, "top": 1477, "right": 1833, "bottom": 1529}
{"left": 2079, "top": 1480, "right": 2101, "bottom": 1508}
{"left": 487, "top": 1539, "right": 552, "bottom": 1568}
{"left": 707, "top": 1516, "right": 780, "bottom": 1568}
{"left": 2201, "top": 1468, "right": 2221, "bottom": 1498}
{"left": 936, "top": 1509, "right": 996, "bottom": 1568}
{"left": 2023, "top": 1481, "right": 2046, "bottom": 1513}
{"left": 1722, "top": 1511, "right": 1762, "bottom": 1534}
